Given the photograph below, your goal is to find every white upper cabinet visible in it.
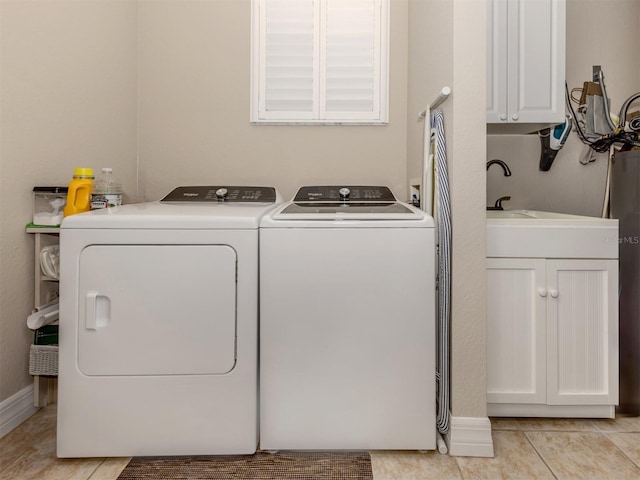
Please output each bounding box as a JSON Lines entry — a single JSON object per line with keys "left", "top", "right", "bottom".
{"left": 487, "top": 0, "right": 566, "bottom": 125}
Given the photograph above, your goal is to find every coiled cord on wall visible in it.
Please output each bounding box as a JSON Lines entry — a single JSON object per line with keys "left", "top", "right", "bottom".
{"left": 566, "top": 82, "right": 640, "bottom": 153}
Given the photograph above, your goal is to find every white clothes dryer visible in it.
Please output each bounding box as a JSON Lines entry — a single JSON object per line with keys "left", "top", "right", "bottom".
{"left": 259, "top": 186, "right": 436, "bottom": 451}
{"left": 57, "top": 186, "right": 280, "bottom": 457}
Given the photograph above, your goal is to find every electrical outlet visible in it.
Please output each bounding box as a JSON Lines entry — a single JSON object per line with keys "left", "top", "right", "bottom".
{"left": 409, "top": 177, "right": 421, "bottom": 207}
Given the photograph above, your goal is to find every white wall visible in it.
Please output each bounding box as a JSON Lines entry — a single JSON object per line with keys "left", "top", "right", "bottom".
{"left": 487, "top": 0, "right": 640, "bottom": 217}
{"left": 0, "top": 0, "right": 138, "bottom": 402}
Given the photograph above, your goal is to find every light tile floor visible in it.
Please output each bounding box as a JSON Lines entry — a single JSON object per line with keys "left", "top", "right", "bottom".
{"left": 1, "top": 404, "right": 639, "bottom": 479}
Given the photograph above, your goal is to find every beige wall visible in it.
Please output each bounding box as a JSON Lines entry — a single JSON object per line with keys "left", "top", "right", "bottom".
{"left": 1, "top": 0, "right": 491, "bottom": 423}
{"left": 407, "top": 0, "right": 453, "bottom": 187}
{"left": 137, "top": 0, "right": 409, "bottom": 202}
{"left": 0, "top": 0, "right": 410, "bottom": 403}
{"left": 3, "top": 0, "right": 632, "bottom": 432}
{"left": 449, "top": 0, "right": 488, "bottom": 418}
{"left": 0, "top": 0, "right": 138, "bottom": 402}
{"left": 487, "top": 0, "right": 640, "bottom": 217}
{"left": 408, "top": 0, "right": 488, "bottom": 420}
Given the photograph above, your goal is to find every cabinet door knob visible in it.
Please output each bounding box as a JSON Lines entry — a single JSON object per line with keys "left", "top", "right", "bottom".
{"left": 500, "top": 114, "right": 507, "bottom": 121}
{"left": 549, "top": 288, "right": 559, "bottom": 298}
{"left": 538, "top": 288, "right": 548, "bottom": 297}
{"left": 512, "top": 114, "right": 519, "bottom": 121}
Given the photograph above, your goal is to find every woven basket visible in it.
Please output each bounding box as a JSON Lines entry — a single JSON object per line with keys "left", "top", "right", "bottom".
{"left": 29, "top": 344, "right": 58, "bottom": 376}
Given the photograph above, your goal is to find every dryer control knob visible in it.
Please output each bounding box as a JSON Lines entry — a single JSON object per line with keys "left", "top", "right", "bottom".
{"left": 215, "top": 188, "right": 228, "bottom": 200}
{"left": 339, "top": 187, "right": 351, "bottom": 200}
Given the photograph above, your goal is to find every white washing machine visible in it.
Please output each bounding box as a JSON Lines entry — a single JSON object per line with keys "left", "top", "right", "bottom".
{"left": 57, "top": 186, "right": 280, "bottom": 457}
{"left": 259, "top": 185, "right": 436, "bottom": 451}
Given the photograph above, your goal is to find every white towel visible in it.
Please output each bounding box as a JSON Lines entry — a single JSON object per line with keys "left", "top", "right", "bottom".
{"left": 27, "top": 301, "right": 59, "bottom": 330}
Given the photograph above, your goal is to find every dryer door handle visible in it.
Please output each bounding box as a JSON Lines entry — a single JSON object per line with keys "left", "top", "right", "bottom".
{"left": 86, "top": 291, "right": 110, "bottom": 330}
{"left": 86, "top": 291, "right": 98, "bottom": 330}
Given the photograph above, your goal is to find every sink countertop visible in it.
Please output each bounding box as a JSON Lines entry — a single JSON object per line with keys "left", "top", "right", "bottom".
{"left": 487, "top": 210, "right": 619, "bottom": 259}
{"left": 487, "top": 209, "right": 619, "bottom": 224}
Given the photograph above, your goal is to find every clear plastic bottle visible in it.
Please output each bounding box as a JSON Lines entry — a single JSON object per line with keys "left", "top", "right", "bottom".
{"left": 63, "top": 168, "right": 94, "bottom": 217}
{"left": 91, "top": 167, "right": 123, "bottom": 210}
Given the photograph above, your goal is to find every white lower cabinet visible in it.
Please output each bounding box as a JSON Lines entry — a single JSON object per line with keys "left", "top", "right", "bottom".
{"left": 487, "top": 258, "right": 618, "bottom": 418}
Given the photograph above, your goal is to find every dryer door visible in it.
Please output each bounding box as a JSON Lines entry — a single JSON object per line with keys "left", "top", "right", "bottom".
{"left": 77, "top": 244, "right": 237, "bottom": 376}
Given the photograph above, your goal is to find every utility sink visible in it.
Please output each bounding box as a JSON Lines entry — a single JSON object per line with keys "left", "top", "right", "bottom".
{"left": 486, "top": 209, "right": 619, "bottom": 258}
{"left": 486, "top": 210, "right": 536, "bottom": 219}
{"left": 486, "top": 209, "right": 611, "bottom": 221}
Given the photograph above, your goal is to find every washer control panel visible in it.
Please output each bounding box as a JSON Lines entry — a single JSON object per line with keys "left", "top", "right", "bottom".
{"left": 293, "top": 186, "right": 396, "bottom": 203}
{"left": 161, "top": 186, "right": 277, "bottom": 203}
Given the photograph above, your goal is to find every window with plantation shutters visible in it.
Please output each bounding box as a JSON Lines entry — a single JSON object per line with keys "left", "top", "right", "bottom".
{"left": 251, "top": 0, "right": 389, "bottom": 125}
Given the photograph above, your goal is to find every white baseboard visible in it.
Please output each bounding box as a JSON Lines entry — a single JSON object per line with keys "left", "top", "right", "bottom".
{"left": 445, "top": 416, "right": 494, "bottom": 457}
{"left": 0, "top": 385, "right": 39, "bottom": 439}
{"left": 488, "top": 403, "right": 615, "bottom": 419}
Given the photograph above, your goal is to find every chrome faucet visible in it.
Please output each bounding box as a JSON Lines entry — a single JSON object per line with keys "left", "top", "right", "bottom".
{"left": 487, "top": 159, "right": 512, "bottom": 210}
{"left": 487, "top": 159, "right": 512, "bottom": 176}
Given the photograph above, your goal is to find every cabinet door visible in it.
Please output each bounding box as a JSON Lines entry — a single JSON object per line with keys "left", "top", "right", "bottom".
{"left": 546, "top": 260, "right": 618, "bottom": 405}
{"left": 509, "top": 0, "right": 566, "bottom": 124}
{"left": 486, "top": 0, "right": 508, "bottom": 123}
{"left": 487, "top": 258, "right": 547, "bottom": 404}
{"left": 487, "top": 0, "right": 566, "bottom": 124}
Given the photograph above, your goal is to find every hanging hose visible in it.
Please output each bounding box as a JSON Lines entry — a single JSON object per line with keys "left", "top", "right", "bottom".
{"left": 618, "top": 92, "right": 640, "bottom": 130}
{"left": 602, "top": 144, "right": 614, "bottom": 218}
{"left": 597, "top": 70, "right": 618, "bottom": 133}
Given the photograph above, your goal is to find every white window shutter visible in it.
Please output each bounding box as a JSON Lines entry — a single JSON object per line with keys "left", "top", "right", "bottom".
{"left": 322, "top": 0, "right": 384, "bottom": 120}
{"left": 252, "top": 0, "right": 389, "bottom": 124}
{"left": 256, "top": 0, "right": 317, "bottom": 120}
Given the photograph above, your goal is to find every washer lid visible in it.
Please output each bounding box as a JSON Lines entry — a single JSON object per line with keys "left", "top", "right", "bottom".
{"left": 265, "top": 185, "right": 432, "bottom": 225}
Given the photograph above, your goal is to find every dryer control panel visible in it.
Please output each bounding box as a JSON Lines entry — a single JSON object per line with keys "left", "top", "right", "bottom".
{"left": 161, "top": 186, "right": 277, "bottom": 203}
{"left": 293, "top": 186, "right": 396, "bottom": 203}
